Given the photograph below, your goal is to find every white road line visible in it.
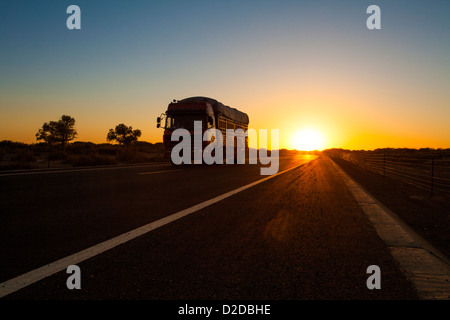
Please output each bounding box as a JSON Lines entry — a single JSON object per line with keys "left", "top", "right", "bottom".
{"left": 139, "top": 169, "right": 182, "bottom": 175}
{"left": 330, "top": 158, "right": 450, "bottom": 300}
{"left": 0, "top": 158, "right": 312, "bottom": 298}
{"left": 0, "top": 163, "right": 171, "bottom": 177}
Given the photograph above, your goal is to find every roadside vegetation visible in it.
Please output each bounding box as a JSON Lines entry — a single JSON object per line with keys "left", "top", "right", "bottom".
{"left": 0, "top": 140, "right": 165, "bottom": 170}
{"left": 0, "top": 115, "right": 164, "bottom": 170}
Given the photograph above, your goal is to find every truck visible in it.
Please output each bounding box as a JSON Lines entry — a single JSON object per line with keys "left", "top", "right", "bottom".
{"left": 157, "top": 96, "right": 249, "bottom": 164}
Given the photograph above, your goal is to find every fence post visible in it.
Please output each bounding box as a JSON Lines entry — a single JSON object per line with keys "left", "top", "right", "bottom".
{"left": 430, "top": 154, "right": 435, "bottom": 197}
{"left": 383, "top": 151, "right": 386, "bottom": 176}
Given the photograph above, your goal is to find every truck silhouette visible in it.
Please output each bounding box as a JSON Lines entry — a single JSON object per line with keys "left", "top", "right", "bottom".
{"left": 157, "top": 96, "right": 249, "bottom": 164}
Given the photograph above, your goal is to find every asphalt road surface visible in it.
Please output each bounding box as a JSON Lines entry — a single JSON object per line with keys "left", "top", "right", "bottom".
{"left": 0, "top": 155, "right": 418, "bottom": 299}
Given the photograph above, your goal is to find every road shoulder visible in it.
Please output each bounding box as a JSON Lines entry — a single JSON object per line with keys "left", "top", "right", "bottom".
{"left": 330, "top": 157, "right": 450, "bottom": 299}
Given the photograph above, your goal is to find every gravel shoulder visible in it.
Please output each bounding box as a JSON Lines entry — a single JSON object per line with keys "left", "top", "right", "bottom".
{"left": 331, "top": 157, "right": 450, "bottom": 260}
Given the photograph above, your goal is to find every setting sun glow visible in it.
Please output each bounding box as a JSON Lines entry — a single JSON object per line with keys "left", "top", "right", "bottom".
{"left": 291, "top": 128, "right": 326, "bottom": 151}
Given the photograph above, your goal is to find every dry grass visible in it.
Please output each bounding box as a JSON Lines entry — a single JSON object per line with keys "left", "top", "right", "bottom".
{"left": 0, "top": 140, "right": 166, "bottom": 170}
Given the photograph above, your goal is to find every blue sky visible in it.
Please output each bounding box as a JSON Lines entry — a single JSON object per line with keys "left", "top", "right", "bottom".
{"left": 1, "top": 0, "right": 449, "bottom": 149}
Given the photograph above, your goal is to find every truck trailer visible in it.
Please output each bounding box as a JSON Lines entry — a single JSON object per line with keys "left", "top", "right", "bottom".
{"left": 157, "top": 96, "right": 249, "bottom": 163}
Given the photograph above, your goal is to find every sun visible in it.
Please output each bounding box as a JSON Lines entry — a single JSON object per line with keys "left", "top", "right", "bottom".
{"left": 291, "top": 128, "right": 325, "bottom": 151}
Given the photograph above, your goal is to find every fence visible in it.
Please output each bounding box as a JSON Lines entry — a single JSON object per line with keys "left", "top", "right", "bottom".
{"left": 332, "top": 150, "right": 450, "bottom": 198}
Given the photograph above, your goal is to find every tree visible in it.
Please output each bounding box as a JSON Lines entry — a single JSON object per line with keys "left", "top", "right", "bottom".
{"left": 107, "top": 123, "right": 142, "bottom": 146}
{"left": 36, "top": 115, "right": 77, "bottom": 148}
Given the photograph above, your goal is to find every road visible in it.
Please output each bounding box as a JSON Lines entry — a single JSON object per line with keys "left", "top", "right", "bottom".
{"left": 0, "top": 155, "right": 418, "bottom": 299}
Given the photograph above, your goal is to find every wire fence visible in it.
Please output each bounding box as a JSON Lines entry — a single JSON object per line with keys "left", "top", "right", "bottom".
{"left": 329, "top": 149, "right": 450, "bottom": 198}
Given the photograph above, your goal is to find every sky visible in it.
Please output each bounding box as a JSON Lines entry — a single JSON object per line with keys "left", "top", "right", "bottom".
{"left": 0, "top": 0, "right": 449, "bottom": 150}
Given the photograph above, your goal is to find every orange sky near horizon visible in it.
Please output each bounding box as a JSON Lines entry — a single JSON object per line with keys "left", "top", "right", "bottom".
{"left": 2, "top": 91, "right": 449, "bottom": 151}
{"left": 1, "top": 1, "right": 449, "bottom": 151}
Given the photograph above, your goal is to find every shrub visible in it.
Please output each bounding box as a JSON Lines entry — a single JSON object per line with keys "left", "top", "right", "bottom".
{"left": 65, "top": 153, "right": 117, "bottom": 167}
{"left": 97, "top": 144, "right": 119, "bottom": 156}
{"left": 66, "top": 142, "right": 96, "bottom": 155}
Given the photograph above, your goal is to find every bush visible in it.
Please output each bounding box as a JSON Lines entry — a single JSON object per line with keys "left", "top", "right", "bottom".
{"left": 116, "top": 149, "right": 149, "bottom": 163}
{"left": 0, "top": 140, "right": 28, "bottom": 149}
{"left": 11, "top": 150, "right": 36, "bottom": 163}
{"left": 66, "top": 142, "right": 96, "bottom": 155}
{"left": 30, "top": 142, "right": 51, "bottom": 153}
{"left": 49, "top": 151, "right": 67, "bottom": 161}
{"left": 65, "top": 153, "right": 117, "bottom": 167}
{"left": 97, "top": 144, "right": 119, "bottom": 156}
